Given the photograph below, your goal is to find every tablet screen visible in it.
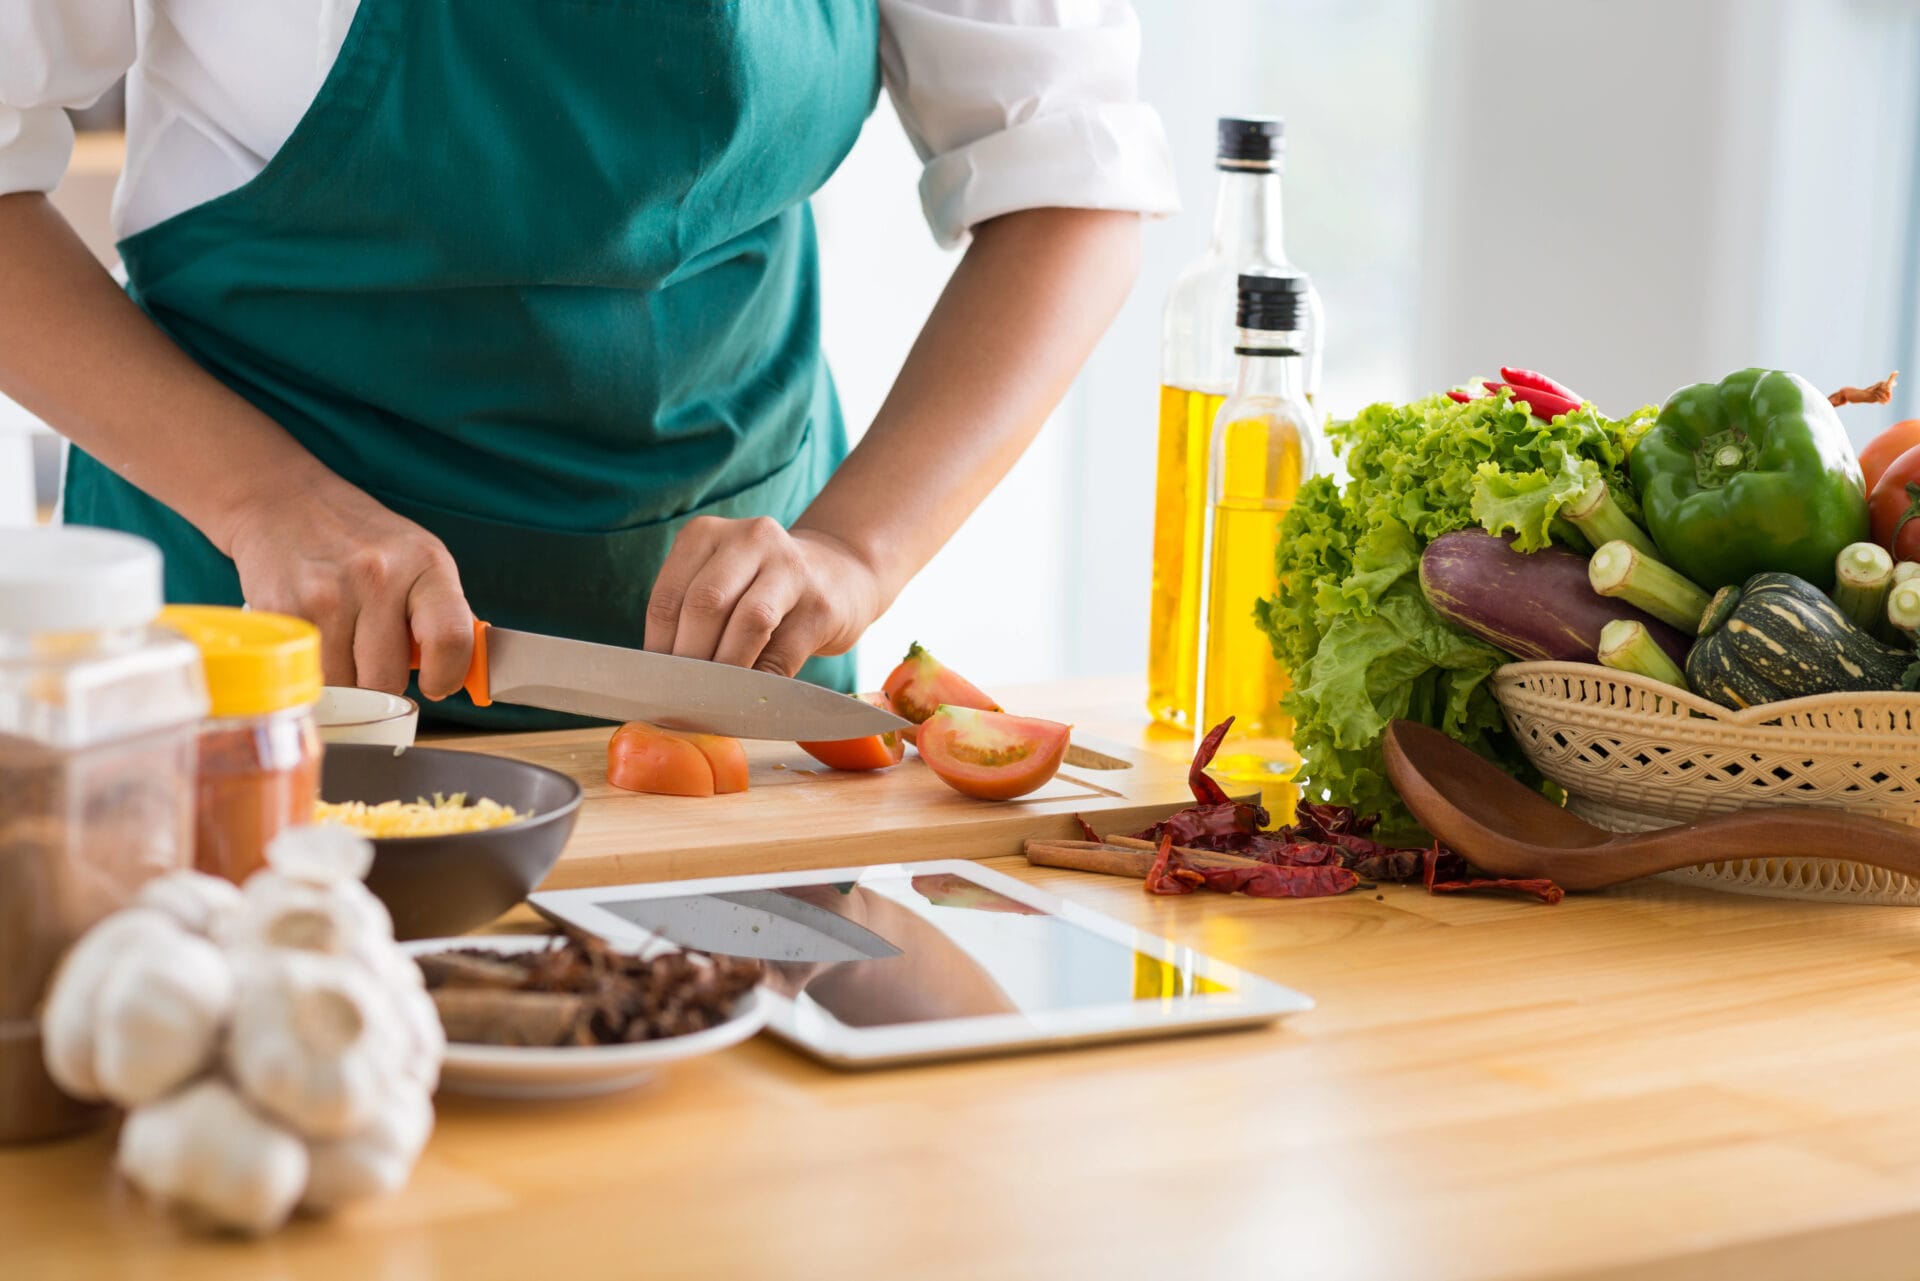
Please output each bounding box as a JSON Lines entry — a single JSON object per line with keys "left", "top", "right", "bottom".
{"left": 595, "top": 869, "right": 1232, "bottom": 1032}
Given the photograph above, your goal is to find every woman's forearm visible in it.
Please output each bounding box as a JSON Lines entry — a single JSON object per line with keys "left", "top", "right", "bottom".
{"left": 0, "top": 193, "right": 475, "bottom": 694}
{"left": 0, "top": 192, "right": 336, "bottom": 554}
{"left": 794, "top": 207, "right": 1143, "bottom": 604}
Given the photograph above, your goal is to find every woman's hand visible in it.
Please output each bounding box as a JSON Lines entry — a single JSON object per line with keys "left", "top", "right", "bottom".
{"left": 227, "top": 480, "right": 477, "bottom": 699}
{"left": 644, "top": 517, "right": 883, "bottom": 676}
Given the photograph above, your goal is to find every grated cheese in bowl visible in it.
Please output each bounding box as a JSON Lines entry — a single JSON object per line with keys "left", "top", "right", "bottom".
{"left": 315, "top": 793, "right": 525, "bottom": 838}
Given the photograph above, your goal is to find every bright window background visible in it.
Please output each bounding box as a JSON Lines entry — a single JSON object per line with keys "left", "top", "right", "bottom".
{"left": 818, "top": 0, "right": 1920, "bottom": 693}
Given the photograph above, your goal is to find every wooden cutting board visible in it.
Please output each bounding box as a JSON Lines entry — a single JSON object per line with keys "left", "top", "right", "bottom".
{"left": 428, "top": 728, "right": 1244, "bottom": 889}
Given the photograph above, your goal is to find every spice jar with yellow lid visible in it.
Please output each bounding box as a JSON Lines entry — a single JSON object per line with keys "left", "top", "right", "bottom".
{"left": 159, "top": 607, "right": 323, "bottom": 884}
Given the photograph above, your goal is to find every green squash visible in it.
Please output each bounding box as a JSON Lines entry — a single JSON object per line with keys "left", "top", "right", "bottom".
{"left": 1684, "top": 573, "right": 1910, "bottom": 710}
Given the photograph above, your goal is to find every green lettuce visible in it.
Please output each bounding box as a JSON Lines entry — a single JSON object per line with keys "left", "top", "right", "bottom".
{"left": 1256, "top": 390, "right": 1651, "bottom": 836}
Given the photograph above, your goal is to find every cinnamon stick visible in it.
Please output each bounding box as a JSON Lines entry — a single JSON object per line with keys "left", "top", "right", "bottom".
{"left": 1023, "top": 838, "right": 1265, "bottom": 880}
{"left": 430, "top": 988, "right": 590, "bottom": 1047}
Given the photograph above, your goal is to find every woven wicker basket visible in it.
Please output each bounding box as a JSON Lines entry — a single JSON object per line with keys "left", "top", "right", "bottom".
{"left": 1492, "top": 661, "right": 1920, "bottom": 905}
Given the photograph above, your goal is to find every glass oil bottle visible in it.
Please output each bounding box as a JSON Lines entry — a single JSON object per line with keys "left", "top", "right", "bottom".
{"left": 1196, "top": 272, "right": 1326, "bottom": 797}
{"left": 1149, "top": 117, "right": 1323, "bottom": 731}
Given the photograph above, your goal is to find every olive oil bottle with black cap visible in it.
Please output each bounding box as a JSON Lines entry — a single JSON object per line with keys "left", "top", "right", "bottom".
{"left": 1149, "top": 117, "right": 1324, "bottom": 732}
{"left": 1195, "top": 272, "right": 1327, "bottom": 797}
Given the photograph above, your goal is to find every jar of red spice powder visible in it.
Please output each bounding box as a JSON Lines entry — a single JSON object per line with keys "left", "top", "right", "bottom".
{"left": 159, "top": 607, "right": 323, "bottom": 884}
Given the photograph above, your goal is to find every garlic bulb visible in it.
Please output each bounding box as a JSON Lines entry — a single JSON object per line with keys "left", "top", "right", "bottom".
{"left": 226, "top": 951, "right": 408, "bottom": 1139}
{"left": 40, "top": 908, "right": 228, "bottom": 1104}
{"left": 370, "top": 948, "right": 447, "bottom": 1093}
{"left": 267, "top": 823, "right": 375, "bottom": 886}
{"left": 219, "top": 870, "right": 395, "bottom": 960}
{"left": 118, "top": 1079, "right": 309, "bottom": 1237}
{"left": 89, "top": 931, "right": 235, "bottom": 1105}
{"left": 136, "top": 870, "right": 245, "bottom": 938}
{"left": 300, "top": 1085, "right": 435, "bottom": 1212}
{"left": 43, "top": 823, "right": 442, "bottom": 1234}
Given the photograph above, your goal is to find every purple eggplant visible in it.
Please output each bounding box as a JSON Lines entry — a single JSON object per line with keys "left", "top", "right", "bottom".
{"left": 1419, "top": 529, "right": 1690, "bottom": 665}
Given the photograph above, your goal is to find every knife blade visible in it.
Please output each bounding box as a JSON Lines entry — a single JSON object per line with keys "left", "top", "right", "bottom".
{"left": 483, "top": 626, "right": 909, "bottom": 740}
{"left": 414, "top": 620, "right": 911, "bottom": 740}
{"left": 601, "top": 889, "right": 904, "bottom": 964}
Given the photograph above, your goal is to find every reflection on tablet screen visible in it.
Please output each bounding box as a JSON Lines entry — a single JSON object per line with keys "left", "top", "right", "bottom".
{"left": 601, "top": 869, "right": 1232, "bottom": 1031}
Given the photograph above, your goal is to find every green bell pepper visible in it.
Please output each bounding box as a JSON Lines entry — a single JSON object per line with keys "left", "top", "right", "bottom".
{"left": 1628, "top": 368, "right": 1868, "bottom": 591}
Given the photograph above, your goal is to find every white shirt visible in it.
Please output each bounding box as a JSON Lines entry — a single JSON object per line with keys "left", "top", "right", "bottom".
{"left": 0, "top": 0, "right": 1179, "bottom": 250}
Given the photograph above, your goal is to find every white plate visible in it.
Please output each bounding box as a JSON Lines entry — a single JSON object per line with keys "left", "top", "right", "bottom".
{"left": 403, "top": 935, "right": 770, "bottom": 1100}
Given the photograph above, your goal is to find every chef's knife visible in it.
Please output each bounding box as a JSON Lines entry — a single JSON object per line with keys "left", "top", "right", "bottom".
{"left": 411, "top": 620, "right": 910, "bottom": 741}
{"left": 600, "top": 889, "right": 904, "bottom": 964}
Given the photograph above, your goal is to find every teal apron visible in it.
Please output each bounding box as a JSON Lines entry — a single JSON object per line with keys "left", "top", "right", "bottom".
{"left": 65, "top": 0, "right": 878, "bottom": 728}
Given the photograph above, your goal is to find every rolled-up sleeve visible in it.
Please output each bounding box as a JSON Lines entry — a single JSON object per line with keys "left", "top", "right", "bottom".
{"left": 0, "top": 0, "right": 135, "bottom": 195}
{"left": 880, "top": 0, "right": 1180, "bottom": 249}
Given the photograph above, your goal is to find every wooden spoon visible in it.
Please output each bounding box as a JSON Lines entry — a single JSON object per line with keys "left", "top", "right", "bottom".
{"left": 1382, "top": 719, "right": 1920, "bottom": 891}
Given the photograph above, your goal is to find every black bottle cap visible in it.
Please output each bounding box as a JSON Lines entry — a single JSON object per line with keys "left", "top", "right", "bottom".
{"left": 1236, "top": 272, "right": 1308, "bottom": 333}
{"left": 1217, "top": 117, "right": 1284, "bottom": 168}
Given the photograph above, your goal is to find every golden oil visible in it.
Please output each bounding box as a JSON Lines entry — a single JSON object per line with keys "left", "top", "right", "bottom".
{"left": 1147, "top": 385, "right": 1226, "bottom": 730}
{"left": 1197, "top": 273, "right": 1324, "bottom": 793}
{"left": 1149, "top": 117, "right": 1322, "bottom": 732}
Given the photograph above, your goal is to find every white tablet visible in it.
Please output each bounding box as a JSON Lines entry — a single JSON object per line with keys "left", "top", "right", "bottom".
{"left": 529, "top": 860, "right": 1312, "bottom": 1067}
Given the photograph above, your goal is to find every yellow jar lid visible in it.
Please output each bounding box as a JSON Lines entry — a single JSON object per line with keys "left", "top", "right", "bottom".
{"left": 159, "top": 606, "right": 322, "bottom": 718}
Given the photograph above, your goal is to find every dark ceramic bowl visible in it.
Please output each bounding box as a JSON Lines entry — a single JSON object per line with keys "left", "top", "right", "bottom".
{"left": 320, "top": 744, "right": 583, "bottom": 940}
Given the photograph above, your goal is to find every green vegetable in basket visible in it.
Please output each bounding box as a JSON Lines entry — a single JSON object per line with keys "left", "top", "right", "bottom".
{"left": 1630, "top": 369, "right": 1870, "bottom": 591}
{"left": 1684, "top": 573, "right": 1909, "bottom": 710}
{"left": 1256, "top": 389, "right": 1653, "bottom": 836}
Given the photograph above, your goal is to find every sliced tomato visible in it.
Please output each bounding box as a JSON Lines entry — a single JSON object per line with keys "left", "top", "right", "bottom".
{"left": 881, "top": 643, "right": 1000, "bottom": 745}
{"left": 1862, "top": 419, "right": 1920, "bottom": 494}
{"left": 608, "top": 723, "right": 714, "bottom": 796}
{"left": 917, "top": 706, "right": 1070, "bottom": 801}
{"left": 1870, "top": 442, "right": 1920, "bottom": 563}
{"left": 797, "top": 693, "right": 907, "bottom": 772}
{"left": 678, "top": 732, "right": 749, "bottom": 794}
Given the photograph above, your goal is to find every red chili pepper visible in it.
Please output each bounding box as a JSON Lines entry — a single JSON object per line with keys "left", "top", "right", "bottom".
{"left": 1421, "top": 844, "right": 1563, "bottom": 904}
{"left": 1446, "top": 389, "right": 1476, "bottom": 404}
{"left": 1075, "top": 815, "right": 1100, "bottom": 843}
{"left": 1484, "top": 381, "right": 1581, "bottom": 421}
{"left": 1499, "top": 367, "right": 1582, "bottom": 402}
{"left": 1195, "top": 862, "right": 1359, "bottom": 899}
{"left": 1187, "top": 717, "right": 1236, "bottom": 806}
{"left": 1144, "top": 833, "right": 1197, "bottom": 896}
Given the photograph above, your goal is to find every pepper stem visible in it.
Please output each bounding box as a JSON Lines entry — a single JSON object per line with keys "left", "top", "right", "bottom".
{"left": 1693, "top": 429, "right": 1754, "bottom": 488}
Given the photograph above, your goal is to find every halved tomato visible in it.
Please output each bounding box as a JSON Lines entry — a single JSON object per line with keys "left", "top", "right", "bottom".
{"left": 881, "top": 643, "right": 1000, "bottom": 744}
{"left": 797, "top": 693, "right": 907, "bottom": 772}
{"left": 607, "top": 723, "right": 748, "bottom": 796}
{"left": 917, "top": 706, "right": 1071, "bottom": 801}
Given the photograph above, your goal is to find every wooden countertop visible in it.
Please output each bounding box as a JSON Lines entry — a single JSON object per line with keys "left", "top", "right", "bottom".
{"left": 8, "top": 677, "right": 1920, "bottom": 1280}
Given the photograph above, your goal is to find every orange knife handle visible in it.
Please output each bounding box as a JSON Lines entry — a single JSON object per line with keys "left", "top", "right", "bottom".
{"left": 408, "top": 618, "right": 492, "bottom": 706}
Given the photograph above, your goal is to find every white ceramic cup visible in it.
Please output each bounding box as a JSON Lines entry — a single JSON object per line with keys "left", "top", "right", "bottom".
{"left": 316, "top": 687, "right": 419, "bottom": 747}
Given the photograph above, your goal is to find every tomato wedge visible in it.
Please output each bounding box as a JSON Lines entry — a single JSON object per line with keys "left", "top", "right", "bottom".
{"left": 881, "top": 643, "right": 1000, "bottom": 745}
{"left": 1862, "top": 419, "right": 1920, "bottom": 494}
{"left": 797, "top": 693, "right": 907, "bottom": 772}
{"left": 678, "top": 732, "right": 749, "bottom": 794}
{"left": 607, "top": 723, "right": 748, "bottom": 796}
{"left": 917, "top": 706, "right": 1071, "bottom": 801}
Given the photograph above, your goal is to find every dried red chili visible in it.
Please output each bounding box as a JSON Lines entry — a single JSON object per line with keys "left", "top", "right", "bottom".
{"left": 1106, "top": 718, "right": 1563, "bottom": 905}
{"left": 1421, "top": 845, "right": 1564, "bottom": 905}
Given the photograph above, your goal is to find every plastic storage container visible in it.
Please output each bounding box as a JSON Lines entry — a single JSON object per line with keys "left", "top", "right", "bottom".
{"left": 0, "top": 529, "right": 207, "bottom": 1144}
{"left": 159, "top": 606, "right": 323, "bottom": 885}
